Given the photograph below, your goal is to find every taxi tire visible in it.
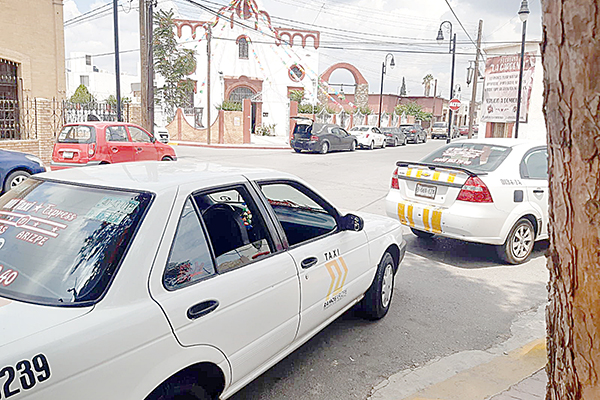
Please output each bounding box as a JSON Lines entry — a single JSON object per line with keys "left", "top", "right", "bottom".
{"left": 320, "top": 141, "right": 329, "bottom": 154}
{"left": 410, "top": 227, "right": 434, "bottom": 239}
{"left": 360, "top": 252, "right": 395, "bottom": 320}
{"left": 294, "top": 148, "right": 302, "bottom": 153}
{"left": 150, "top": 375, "right": 210, "bottom": 400}
{"left": 497, "top": 218, "right": 535, "bottom": 265}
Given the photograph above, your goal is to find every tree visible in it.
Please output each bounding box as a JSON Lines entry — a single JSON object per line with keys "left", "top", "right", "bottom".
{"left": 542, "top": 1, "right": 600, "bottom": 398}
{"left": 153, "top": 9, "right": 197, "bottom": 121}
{"left": 400, "top": 77, "right": 407, "bottom": 96}
{"left": 288, "top": 89, "right": 305, "bottom": 103}
{"left": 395, "top": 102, "right": 432, "bottom": 121}
{"left": 422, "top": 74, "right": 434, "bottom": 97}
{"left": 70, "top": 84, "right": 95, "bottom": 104}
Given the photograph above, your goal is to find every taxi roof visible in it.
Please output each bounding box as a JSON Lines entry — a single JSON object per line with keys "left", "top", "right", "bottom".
{"left": 448, "top": 137, "right": 546, "bottom": 148}
{"left": 36, "top": 161, "right": 292, "bottom": 193}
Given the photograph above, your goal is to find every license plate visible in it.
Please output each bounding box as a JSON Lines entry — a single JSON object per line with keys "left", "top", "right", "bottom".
{"left": 63, "top": 151, "right": 73, "bottom": 159}
{"left": 415, "top": 183, "right": 437, "bottom": 199}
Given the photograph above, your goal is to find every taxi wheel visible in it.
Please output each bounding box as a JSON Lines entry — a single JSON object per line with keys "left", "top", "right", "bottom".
{"left": 360, "top": 252, "right": 395, "bottom": 320}
{"left": 320, "top": 141, "right": 329, "bottom": 154}
{"left": 4, "top": 170, "right": 30, "bottom": 193}
{"left": 497, "top": 218, "right": 535, "bottom": 265}
{"left": 150, "top": 376, "right": 210, "bottom": 400}
{"left": 410, "top": 228, "right": 434, "bottom": 239}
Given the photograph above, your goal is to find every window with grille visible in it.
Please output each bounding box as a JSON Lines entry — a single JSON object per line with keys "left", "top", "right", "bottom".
{"left": 86, "top": 55, "right": 92, "bottom": 66}
{"left": 228, "top": 87, "right": 255, "bottom": 103}
{"left": 238, "top": 38, "right": 249, "bottom": 59}
{"left": 80, "top": 75, "right": 90, "bottom": 87}
{"left": 0, "top": 59, "right": 20, "bottom": 139}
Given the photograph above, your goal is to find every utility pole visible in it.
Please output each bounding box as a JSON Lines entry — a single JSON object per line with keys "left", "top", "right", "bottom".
{"left": 148, "top": 0, "right": 154, "bottom": 133}
{"left": 206, "top": 24, "right": 212, "bottom": 144}
{"left": 468, "top": 20, "right": 483, "bottom": 139}
{"left": 113, "top": 0, "right": 122, "bottom": 121}
{"left": 433, "top": 78, "right": 438, "bottom": 121}
{"left": 139, "top": 0, "right": 149, "bottom": 130}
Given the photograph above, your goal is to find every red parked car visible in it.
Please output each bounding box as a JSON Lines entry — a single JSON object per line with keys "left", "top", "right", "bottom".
{"left": 51, "top": 122, "right": 176, "bottom": 170}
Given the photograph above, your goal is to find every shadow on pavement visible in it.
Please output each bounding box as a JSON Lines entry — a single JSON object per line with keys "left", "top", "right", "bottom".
{"left": 403, "top": 234, "right": 549, "bottom": 269}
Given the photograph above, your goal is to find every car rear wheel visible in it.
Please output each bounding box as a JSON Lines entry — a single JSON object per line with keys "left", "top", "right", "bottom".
{"left": 4, "top": 170, "right": 30, "bottom": 193}
{"left": 359, "top": 252, "right": 395, "bottom": 320}
{"left": 320, "top": 141, "right": 329, "bottom": 154}
{"left": 161, "top": 156, "right": 173, "bottom": 161}
{"left": 294, "top": 148, "right": 302, "bottom": 153}
{"left": 497, "top": 218, "right": 535, "bottom": 264}
{"left": 369, "top": 141, "right": 374, "bottom": 150}
{"left": 148, "top": 376, "right": 210, "bottom": 400}
{"left": 394, "top": 138, "right": 399, "bottom": 147}
{"left": 350, "top": 140, "right": 356, "bottom": 151}
{"left": 423, "top": 134, "right": 427, "bottom": 143}
{"left": 410, "top": 227, "right": 435, "bottom": 239}
{"left": 382, "top": 140, "right": 386, "bottom": 149}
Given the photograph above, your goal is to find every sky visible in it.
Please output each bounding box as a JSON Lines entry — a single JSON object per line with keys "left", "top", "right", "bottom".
{"left": 63, "top": 0, "right": 543, "bottom": 103}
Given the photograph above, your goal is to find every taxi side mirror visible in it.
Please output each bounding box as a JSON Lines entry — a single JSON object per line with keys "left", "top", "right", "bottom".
{"left": 341, "top": 213, "right": 364, "bottom": 232}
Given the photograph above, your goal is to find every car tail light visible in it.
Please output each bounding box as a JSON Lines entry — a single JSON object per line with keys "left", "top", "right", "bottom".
{"left": 309, "top": 135, "right": 319, "bottom": 141}
{"left": 391, "top": 167, "right": 399, "bottom": 189}
{"left": 457, "top": 176, "right": 493, "bottom": 203}
{"left": 366, "top": 134, "right": 370, "bottom": 138}
{"left": 411, "top": 129, "right": 416, "bottom": 133}
{"left": 88, "top": 143, "right": 96, "bottom": 157}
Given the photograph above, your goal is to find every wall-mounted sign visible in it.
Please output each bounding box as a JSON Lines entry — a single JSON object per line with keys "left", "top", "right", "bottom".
{"left": 481, "top": 53, "right": 536, "bottom": 123}
{"left": 262, "top": 112, "right": 269, "bottom": 117}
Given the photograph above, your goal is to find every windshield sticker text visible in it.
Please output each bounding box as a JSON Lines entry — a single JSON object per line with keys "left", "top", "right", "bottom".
{"left": 4, "top": 199, "right": 78, "bottom": 222}
{"left": 86, "top": 197, "right": 140, "bottom": 225}
{"left": 0, "top": 265, "right": 18, "bottom": 287}
{"left": 0, "top": 225, "right": 7, "bottom": 235}
{"left": 0, "top": 354, "right": 51, "bottom": 398}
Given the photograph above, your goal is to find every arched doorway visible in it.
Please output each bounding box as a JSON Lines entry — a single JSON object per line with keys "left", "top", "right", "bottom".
{"left": 319, "top": 62, "right": 369, "bottom": 108}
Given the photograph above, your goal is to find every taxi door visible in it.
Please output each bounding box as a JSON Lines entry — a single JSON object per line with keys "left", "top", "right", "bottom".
{"left": 257, "top": 181, "right": 370, "bottom": 343}
{"left": 520, "top": 147, "right": 549, "bottom": 237}
{"left": 149, "top": 178, "right": 300, "bottom": 385}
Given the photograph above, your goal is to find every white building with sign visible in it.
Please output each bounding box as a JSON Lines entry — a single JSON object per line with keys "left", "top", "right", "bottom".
{"left": 479, "top": 43, "right": 546, "bottom": 140}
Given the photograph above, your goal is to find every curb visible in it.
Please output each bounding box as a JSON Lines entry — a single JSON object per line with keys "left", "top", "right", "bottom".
{"left": 168, "top": 141, "right": 291, "bottom": 150}
{"left": 396, "top": 338, "right": 547, "bottom": 400}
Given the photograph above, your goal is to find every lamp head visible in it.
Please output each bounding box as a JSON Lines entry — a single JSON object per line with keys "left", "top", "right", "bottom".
{"left": 518, "top": 0, "right": 530, "bottom": 22}
{"left": 436, "top": 28, "right": 444, "bottom": 41}
{"left": 390, "top": 57, "right": 395, "bottom": 68}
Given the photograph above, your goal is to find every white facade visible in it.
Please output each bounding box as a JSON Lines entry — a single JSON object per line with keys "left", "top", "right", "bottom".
{"left": 477, "top": 43, "right": 546, "bottom": 141}
{"left": 66, "top": 52, "right": 140, "bottom": 102}
{"left": 169, "top": 1, "right": 320, "bottom": 137}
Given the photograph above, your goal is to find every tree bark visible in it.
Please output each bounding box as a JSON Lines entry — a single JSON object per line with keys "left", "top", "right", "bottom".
{"left": 542, "top": 1, "right": 600, "bottom": 399}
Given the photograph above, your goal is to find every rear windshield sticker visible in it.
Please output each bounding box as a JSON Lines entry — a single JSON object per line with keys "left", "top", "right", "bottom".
{"left": 86, "top": 197, "right": 140, "bottom": 225}
{"left": 0, "top": 238, "right": 4, "bottom": 249}
{"left": 3, "top": 199, "right": 78, "bottom": 222}
{"left": 0, "top": 265, "right": 19, "bottom": 287}
{"left": 0, "top": 225, "right": 7, "bottom": 235}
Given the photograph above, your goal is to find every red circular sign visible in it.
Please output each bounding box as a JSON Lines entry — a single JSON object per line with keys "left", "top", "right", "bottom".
{"left": 449, "top": 98, "right": 461, "bottom": 112}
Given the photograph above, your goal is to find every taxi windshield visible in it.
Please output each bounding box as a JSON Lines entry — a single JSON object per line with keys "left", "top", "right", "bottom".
{"left": 0, "top": 180, "right": 152, "bottom": 307}
{"left": 421, "top": 143, "right": 512, "bottom": 172}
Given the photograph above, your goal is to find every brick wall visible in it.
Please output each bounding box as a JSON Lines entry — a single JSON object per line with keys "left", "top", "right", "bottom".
{"left": 0, "top": 98, "right": 57, "bottom": 165}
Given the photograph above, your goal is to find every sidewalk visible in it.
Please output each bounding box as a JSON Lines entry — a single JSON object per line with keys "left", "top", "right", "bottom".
{"left": 169, "top": 134, "right": 291, "bottom": 150}
{"left": 489, "top": 369, "right": 546, "bottom": 400}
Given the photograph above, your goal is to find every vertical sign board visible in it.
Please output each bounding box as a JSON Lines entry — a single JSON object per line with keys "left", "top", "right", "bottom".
{"left": 480, "top": 53, "right": 536, "bottom": 123}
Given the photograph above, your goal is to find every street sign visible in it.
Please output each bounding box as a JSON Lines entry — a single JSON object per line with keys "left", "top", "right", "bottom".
{"left": 449, "top": 98, "right": 461, "bottom": 112}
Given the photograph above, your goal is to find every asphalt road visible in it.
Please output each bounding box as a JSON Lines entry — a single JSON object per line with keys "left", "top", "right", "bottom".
{"left": 174, "top": 140, "right": 549, "bottom": 400}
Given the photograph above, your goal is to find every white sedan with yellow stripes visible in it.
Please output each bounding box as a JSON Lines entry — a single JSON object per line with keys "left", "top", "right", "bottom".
{"left": 386, "top": 138, "right": 548, "bottom": 264}
{"left": 0, "top": 161, "right": 406, "bottom": 400}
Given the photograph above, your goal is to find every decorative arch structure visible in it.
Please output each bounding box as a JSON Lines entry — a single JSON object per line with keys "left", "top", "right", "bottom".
{"left": 319, "top": 63, "right": 369, "bottom": 108}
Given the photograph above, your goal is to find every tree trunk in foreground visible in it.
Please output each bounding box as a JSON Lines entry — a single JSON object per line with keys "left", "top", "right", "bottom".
{"left": 542, "top": 1, "right": 600, "bottom": 399}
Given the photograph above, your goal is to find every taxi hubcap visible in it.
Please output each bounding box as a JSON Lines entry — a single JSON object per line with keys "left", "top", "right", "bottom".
{"left": 381, "top": 264, "right": 394, "bottom": 308}
{"left": 512, "top": 225, "right": 533, "bottom": 259}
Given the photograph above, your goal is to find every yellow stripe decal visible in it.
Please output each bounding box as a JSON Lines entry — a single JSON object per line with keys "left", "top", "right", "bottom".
{"left": 325, "top": 261, "right": 337, "bottom": 300}
{"left": 416, "top": 169, "right": 423, "bottom": 178}
{"left": 397, "top": 202, "right": 407, "bottom": 224}
{"left": 423, "top": 208, "right": 431, "bottom": 231}
{"left": 447, "top": 173, "right": 456, "bottom": 183}
{"left": 433, "top": 171, "right": 441, "bottom": 181}
{"left": 337, "top": 257, "right": 349, "bottom": 294}
{"left": 407, "top": 204, "right": 415, "bottom": 227}
{"left": 406, "top": 168, "right": 413, "bottom": 177}
{"left": 432, "top": 210, "right": 443, "bottom": 233}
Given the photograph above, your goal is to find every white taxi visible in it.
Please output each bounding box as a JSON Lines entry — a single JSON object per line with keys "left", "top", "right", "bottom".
{"left": 349, "top": 125, "right": 387, "bottom": 150}
{"left": 386, "top": 138, "right": 548, "bottom": 264}
{"left": 0, "top": 161, "right": 406, "bottom": 399}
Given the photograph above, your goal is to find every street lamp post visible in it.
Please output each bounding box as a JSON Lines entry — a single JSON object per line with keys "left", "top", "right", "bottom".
{"left": 437, "top": 21, "right": 456, "bottom": 144}
{"left": 514, "top": 0, "right": 530, "bottom": 138}
{"left": 378, "top": 53, "right": 395, "bottom": 128}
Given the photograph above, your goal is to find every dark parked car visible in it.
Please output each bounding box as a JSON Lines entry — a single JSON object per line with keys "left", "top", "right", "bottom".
{"left": 400, "top": 124, "right": 427, "bottom": 144}
{"left": 291, "top": 118, "right": 357, "bottom": 154}
{"left": 0, "top": 149, "right": 46, "bottom": 194}
{"left": 380, "top": 127, "right": 406, "bottom": 147}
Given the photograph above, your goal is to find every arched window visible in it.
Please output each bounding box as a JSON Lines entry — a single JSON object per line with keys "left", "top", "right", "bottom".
{"left": 238, "top": 37, "right": 249, "bottom": 59}
{"left": 228, "top": 87, "right": 255, "bottom": 103}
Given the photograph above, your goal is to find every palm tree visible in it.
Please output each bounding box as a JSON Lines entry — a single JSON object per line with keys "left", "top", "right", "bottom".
{"left": 422, "top": 74, "right": 434, "bottom": 97}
